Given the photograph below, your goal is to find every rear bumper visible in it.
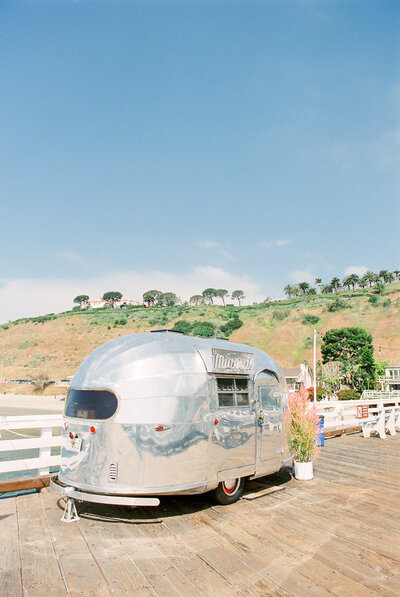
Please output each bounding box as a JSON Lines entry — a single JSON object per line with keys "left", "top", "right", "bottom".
{"left": 50, "top": 475, "right": 160, "bottom": 507}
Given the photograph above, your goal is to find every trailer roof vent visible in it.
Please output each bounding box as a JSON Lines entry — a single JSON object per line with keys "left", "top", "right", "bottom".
{"left": 150, "top": 329, "right": 184, "bottom": 334}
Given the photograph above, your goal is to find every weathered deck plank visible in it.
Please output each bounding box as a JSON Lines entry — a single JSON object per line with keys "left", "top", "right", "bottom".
{"left": 0, "top": 432, "right": 399, "bottom": 596}
{"left": 0, "top": 494, "right": 22, "bottom": 597}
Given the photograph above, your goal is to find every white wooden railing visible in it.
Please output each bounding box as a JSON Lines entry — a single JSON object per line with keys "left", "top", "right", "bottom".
{"left": 1, "top": 397, "right": 400, "bottom": 482}
{"left": 361, "top": 390, "right": 400, "bottom": 399}
{"left": 316, "top": 397, "right": 400, "bottom": 432}
{"left": 0, "top": 414, "right": 63, "bottom": 478}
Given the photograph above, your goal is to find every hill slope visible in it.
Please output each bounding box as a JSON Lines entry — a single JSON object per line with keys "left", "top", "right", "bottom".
{"left": 1, "top": 284, "right": 399, "bottom": 387}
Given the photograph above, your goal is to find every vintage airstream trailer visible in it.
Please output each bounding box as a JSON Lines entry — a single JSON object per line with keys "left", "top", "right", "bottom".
{"left": 51, "top": 331, "right": 290, "bottom": 512}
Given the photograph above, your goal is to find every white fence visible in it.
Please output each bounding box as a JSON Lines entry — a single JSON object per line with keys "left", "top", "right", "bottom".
{"left": 1, "top": 397, "right": 400, "bottom": 483}
{"left": 0, "top": 414, "right": 63, "bottom": 478}
{"left": 317, "top": 397, "right": 400, "bottom": 432}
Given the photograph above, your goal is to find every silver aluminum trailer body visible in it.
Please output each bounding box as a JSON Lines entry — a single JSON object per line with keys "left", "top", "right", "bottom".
{"left": 52, "top": 331, "right": 290, "bottom": 507}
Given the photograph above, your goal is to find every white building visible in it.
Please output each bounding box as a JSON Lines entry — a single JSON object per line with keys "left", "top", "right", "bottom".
{"left": 282, "top": 363, "right": 312, "bottom": 393}
{"left": 378, "top": 365, "right": 400, "bottom": 392}
{"left": 82, "top": 298, "right": 140, "bottom": 309}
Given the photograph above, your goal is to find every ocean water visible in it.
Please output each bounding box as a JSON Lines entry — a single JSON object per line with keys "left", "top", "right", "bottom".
{"left": 0, "top": 414, "right": 61, "bottom": 482}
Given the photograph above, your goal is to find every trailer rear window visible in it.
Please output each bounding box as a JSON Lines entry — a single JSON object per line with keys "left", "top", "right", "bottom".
{"left": 217, "top": 377, "right": 249, "bottom": 407}
{"left": 65, "top": 389, "right": 118, "bottom": 420}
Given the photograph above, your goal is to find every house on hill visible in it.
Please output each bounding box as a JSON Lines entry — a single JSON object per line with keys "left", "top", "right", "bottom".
{"left": 282, "top": 363, "right": 312, "bottom": 393}
{"left": 378, "top": 365, "right": 400, "bottom": 392}
{"left": 82, "top": 298, "right": 140, "bottom": 309}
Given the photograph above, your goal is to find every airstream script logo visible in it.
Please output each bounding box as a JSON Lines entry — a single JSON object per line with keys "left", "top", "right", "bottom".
{"left": 212, "top": 349, "right": 254, "bottom": 374}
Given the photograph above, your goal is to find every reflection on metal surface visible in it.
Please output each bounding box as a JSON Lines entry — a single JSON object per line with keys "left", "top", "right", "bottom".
{"left": 55, "top": 332, "right": 289, "bottom": 505}
{"left": 212, "top": 349, "right": 255, "bottom": 375}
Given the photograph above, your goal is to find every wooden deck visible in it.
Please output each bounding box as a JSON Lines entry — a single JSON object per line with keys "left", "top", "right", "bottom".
{"left": 1, "top": 433, "right": 399, "bottom": 596}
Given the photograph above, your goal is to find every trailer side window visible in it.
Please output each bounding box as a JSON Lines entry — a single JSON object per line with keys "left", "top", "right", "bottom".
{"left": 65, "top": 389, "right": 118, "bottom": 420}
{"left": 217, "top": 378, "right": 249, "bottom": 407}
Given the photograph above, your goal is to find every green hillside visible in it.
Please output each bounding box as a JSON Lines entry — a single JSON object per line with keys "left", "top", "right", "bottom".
{"left": 1, "top": 283, "right": 399, "bottom": 392}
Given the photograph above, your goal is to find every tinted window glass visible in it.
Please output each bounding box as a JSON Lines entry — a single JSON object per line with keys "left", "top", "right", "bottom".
{"left": 236, "top": 392, "right": 249, "bottom": 406}
{"left": 217, "top": 379, "right": 234, "bottom": 391}
{"left": 65, "top": 389, "right": 118, "bottom": 420}
{"left": 219, "top": 392, "right": 235, "bottom": 407}
{"left": 217, "top": 377, "right": 250, "bottom": 407}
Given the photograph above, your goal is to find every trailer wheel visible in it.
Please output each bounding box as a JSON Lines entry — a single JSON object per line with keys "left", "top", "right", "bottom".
{"left": 213, "top": 477, "right": 245, "bottom": 505}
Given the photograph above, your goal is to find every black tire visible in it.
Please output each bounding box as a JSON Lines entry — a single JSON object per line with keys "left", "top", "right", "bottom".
{"left": 213, "top": 477, "right": 245, "bottom": 505}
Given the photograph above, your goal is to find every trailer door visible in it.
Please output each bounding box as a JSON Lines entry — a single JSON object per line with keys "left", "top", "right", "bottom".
{"left": 255, "top": 371, "right": 284, "bottom": 473}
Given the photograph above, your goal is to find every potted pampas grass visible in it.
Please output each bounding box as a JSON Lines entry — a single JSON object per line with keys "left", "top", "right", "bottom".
{"left": 286, "top": 388, "right": 320, "bottom": 480}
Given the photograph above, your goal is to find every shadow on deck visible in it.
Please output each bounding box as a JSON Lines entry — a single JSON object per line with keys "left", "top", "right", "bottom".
{"left": 1, "top": 433, "right": 399, "bottom": 596}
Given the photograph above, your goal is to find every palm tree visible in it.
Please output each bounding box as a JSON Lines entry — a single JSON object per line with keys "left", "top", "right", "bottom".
{"left": 315, "top": 278, "right": 322, "bottom": 294}
{"left": 359, "top": 275, "right": 368, "bottom": 289}
{"left": 379, "top": 270, "right": 389, "bottom": 283}
{"left": 283, "top": 284, "right": 295, "bottom": 298}
{"left": 342, "top": 275, "right": 352, "bottom": 291}
{"left": 365, "top": 271, "right": 376, "bottom": 287}
{"left": 321, "top": 284, "right": 334, "bottom": 294}
{"left": 393, "top": 270, "right": 400, "bottom": 281}
{"left": 386, "top": 272, "right": 395, "bottom": 284}
{"left": 298, "top": 282, "right": 310, "bottom": 296}
{"left": 343, "top": 274, "right": 359, "bottom": 290}
{"left": 331, "top": 277, "right": 341, "bottom": 293}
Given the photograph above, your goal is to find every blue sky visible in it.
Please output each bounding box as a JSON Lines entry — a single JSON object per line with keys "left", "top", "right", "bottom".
{"left": 0, "top": 0, "right": 399, "bottom": 322}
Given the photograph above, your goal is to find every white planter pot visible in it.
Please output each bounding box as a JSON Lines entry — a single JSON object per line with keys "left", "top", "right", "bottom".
{"left": 294, "top": 461, "right": 313, "bottom": 480}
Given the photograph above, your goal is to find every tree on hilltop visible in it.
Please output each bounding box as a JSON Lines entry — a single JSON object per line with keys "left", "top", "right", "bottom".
{"left": 298, "top": 282, "right": 310, "bottom": 296}
{"left": 143, "top": 290, "right": 161, "bottom": 307}
{"left": 161, "top": 292, "right": 178, "bottom": 307}
{"left": 231, "top": 290, "right": 245, "bottom": 305}
{"left": 331, "top": 278, "right": 341, "bottom": 293}
{"left": 342, "top": 274, "right": 359, "bottom": 291}
{"left": 378, "top": 270, "right": 389, "bottom": 283}
{"left": 365, "top": 271, "right": 376, "bottom": 287}
{"left": 386, "top": 272, "right": 394, "bottom": 284}
{"left": 202, "top": 288, "right": 217, "bottom": 305}
{"left": 102, "top": 291, "right": 122, "bottom": 308}
{"left": 216, "top": 289, "right": 229, "bottom": 306}
{"left": 190, "top": 295, "right": 203, "bottom": 306}
{"left": 73, "top": 295, "right": 89, "bottom": 308}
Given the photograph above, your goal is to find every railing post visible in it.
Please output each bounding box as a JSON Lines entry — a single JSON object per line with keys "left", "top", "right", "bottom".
{"left": 39, "top": 427, "right": 52, "bottom": 476}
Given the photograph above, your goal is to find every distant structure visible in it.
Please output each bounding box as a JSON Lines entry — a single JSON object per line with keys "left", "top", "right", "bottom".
{"left": 82, "top": 298, "right": 140, "bottom": 309}
{"left": 378, "top": 364, "right": 400, "bottom": 392}
{"left": 282, "top": 363, "right": 312, "bottom": 393}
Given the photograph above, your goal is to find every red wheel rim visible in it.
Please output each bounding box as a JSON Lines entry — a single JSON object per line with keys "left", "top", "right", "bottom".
{"left": 222, "top": 479, "right": 240, "bottom": 495}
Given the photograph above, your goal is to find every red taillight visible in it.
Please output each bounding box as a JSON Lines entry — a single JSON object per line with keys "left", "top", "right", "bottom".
{"left": 90, "top": 426, "right": 96, "bottom": 434}
{"left": 214, "top": 419, "right": 219, "bottom": 425}
{"left": 155, "top": 425, "right": 164, "bottom": 431}
{"left": 69, "top": 432, "right": 73, "bottom": 439}
{"left": 64, "top": 422, "right": 68, "bottom": 430}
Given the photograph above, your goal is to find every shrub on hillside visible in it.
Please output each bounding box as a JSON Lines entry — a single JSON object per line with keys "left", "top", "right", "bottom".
{"left": 220, "top": 317, "right": 243, "bottom": 335}
{"left": 172, "top": 320, "right": 193, "bottom": 335}
{"left": 327, "top": 298, "right": 348, "bottom": 312}
{"left": 368, "top": 295, "right": 378, "bottom": 304}
{"left": 272, "top": 310, "right": 289, "bottom": 320}
{"left": 302, "top": 314, "right": 320, "bottom": 325}
{"left": 337, "top": 388, "right": 360, "bottom": 400}
{"left": 191, "top": 321, "right": 215, "bottom": 337}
